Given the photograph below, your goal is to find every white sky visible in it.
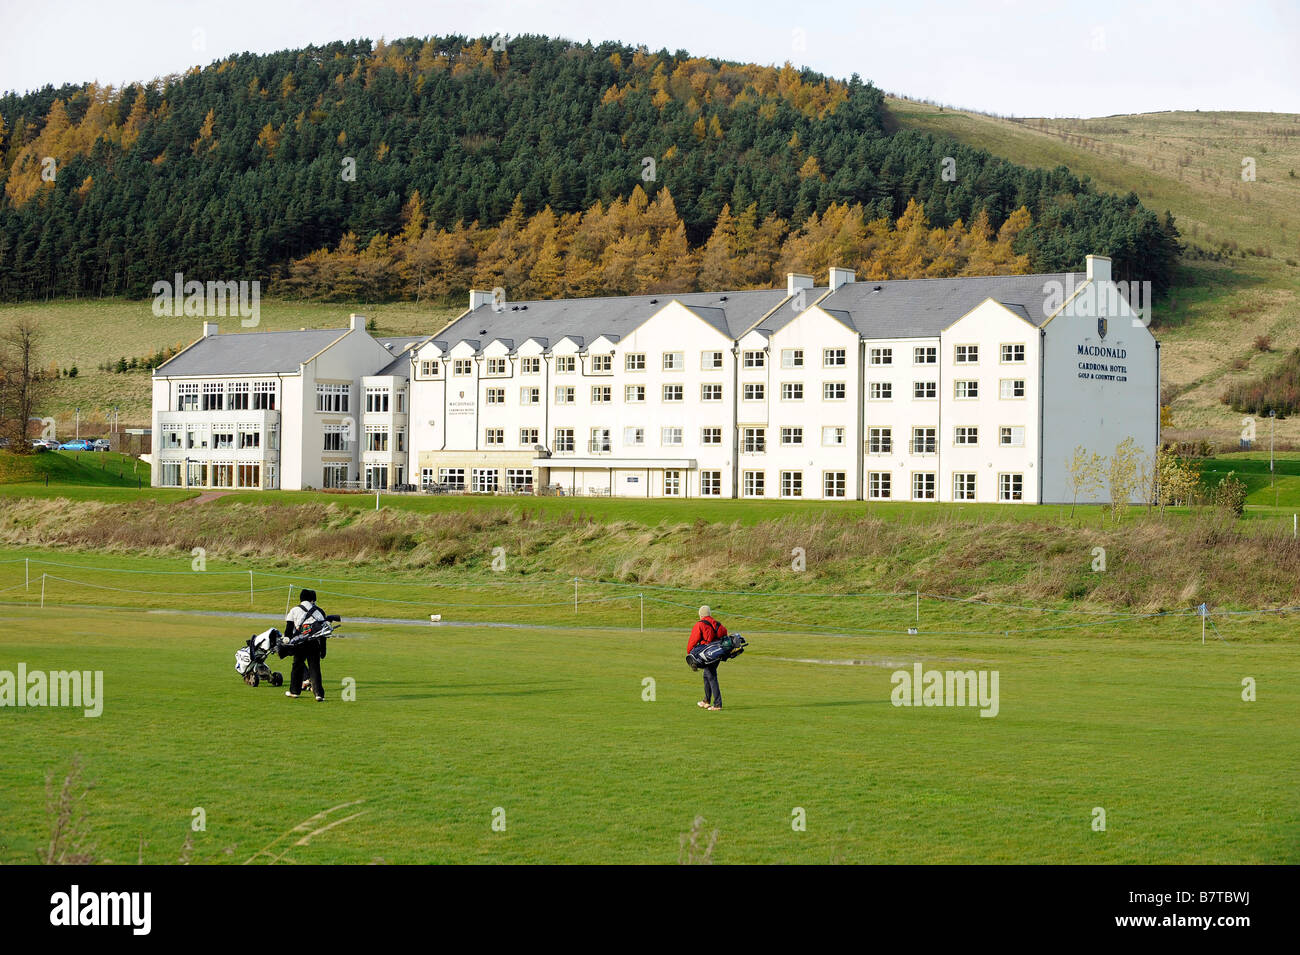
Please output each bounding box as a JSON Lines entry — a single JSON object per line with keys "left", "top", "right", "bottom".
{"left": 1, "top": 0, "right": 1296, "bottom": 117}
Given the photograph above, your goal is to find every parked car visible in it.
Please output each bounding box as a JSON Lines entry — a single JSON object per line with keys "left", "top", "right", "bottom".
{"left": 59, "top": 440, "right": 91, "bottom": 451}
{"left": 91, "top": 439, "right": 111, "bottom": 451}
{"left": 36, "top": 438, "right": 60, "bottom": 450}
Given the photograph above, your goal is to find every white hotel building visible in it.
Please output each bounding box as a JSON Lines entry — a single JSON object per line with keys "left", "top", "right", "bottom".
{"left": 152, "top": 255, "right": 1158, "bottom": 503}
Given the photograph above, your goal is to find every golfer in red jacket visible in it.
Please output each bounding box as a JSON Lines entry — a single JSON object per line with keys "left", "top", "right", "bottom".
{"left": 688, "top": 605, "right": 727, "bottom": 711}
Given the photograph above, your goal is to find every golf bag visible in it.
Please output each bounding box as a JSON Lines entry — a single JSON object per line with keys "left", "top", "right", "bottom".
{"left": 236, "top": 628, "right": 284, "bottom": 687}
{"left": 687, "top": 633, "right": 747, "bottom": 670}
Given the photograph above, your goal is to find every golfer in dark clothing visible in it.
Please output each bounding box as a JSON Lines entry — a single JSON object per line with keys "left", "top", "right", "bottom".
{"left": 687, "top": 605, "right": 727, "bottom": 711}
{"left": 282, "top": 588, "right": 329, "bottom": 702}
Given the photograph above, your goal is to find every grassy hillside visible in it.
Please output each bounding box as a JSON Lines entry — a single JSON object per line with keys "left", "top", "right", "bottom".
{"left": 0, "top": 449, "right": 148, "bottom": 487}
{"left": 0, "top": 299, "right": 462, "bottom": 426}
{"left": 884, "top": 98, "right": 1300, "bottom": 445}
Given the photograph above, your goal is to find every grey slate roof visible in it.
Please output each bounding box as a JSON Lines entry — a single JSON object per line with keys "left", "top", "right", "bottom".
{"left": 439, "top": 289, "right": 791, "bottom": 352}
{"left": 817, "top": 273, "right": 1084, "bottom": 339}
{"left": 156, "top": 328, "right": 347, "bottom": 377}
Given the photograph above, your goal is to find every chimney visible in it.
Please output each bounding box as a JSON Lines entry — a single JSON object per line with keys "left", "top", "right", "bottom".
{"left": 469, "top": 289, "right": 496, "bottom": 310}
{"left": 1086, "top": 254, "right": 1112, "bottom": 283}
{"left": 202, "top": 322, "right": 218, "bottom": 337}
{"left": 786, "top": 273, "right": 815, "bottom": 296}
{"left": 349, "top": 314, "right": 365, "bottom": 331}
{"left": 828, "top": 267, "right": 855, "bottom": 291}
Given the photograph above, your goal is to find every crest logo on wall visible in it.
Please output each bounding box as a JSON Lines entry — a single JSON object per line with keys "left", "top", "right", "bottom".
{"left": 459, "top": 391, "right": 465, "bottom": 398}
{"left": 1097, "top": 316, "right": 1108, "bottom": 340}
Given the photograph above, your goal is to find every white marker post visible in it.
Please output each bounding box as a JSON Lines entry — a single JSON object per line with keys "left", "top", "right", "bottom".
{"left": 249, "top": 570, "right": 254, "bottom": 606}
{"left": 40, "top": 574, "right": 46, "bottom": 609}
{"left": 640, "top": 593, "right": 644, "bottom": 632}
{"left": 25, "top": 558, "right": 29, "bottom": 591}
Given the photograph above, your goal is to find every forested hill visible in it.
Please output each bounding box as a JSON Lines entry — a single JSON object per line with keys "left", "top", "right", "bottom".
{"left": 0, "top": 34, "right": 1180, "bottom": 302}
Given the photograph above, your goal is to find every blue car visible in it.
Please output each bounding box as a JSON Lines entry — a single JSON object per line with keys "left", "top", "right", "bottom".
{"left": 59, "top": 440, "right": 91, "bottom": 451}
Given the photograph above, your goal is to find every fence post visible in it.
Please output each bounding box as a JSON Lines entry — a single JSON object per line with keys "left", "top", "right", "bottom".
{"left": 285, "top": 585, "right": 293, "bottom": 616}
{"left": 41, "top": 574, "right": 46, "bottom": 609}
{"left": 640, "top": 593, "right": 644, "bottom": 632}
{"left": 249, "top": 570, "right": 254, "bottom": 607}
{"left": 25, "top": 558, "right": 29, "bottom": 591}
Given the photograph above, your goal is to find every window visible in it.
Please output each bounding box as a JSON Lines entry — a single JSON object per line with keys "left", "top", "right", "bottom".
{"left": 625, "top": 353, "right": 646, "bottom": 372}
{"left": 662, "top": 384, "right": 683, "bottom": 402}
{"left": 869, "top": 382, "right": 892, "bottom": 400}
{"left": 554, "top": 429, "right": 575, "bottom": 452}
{"left": 954, "top": 426, "right": 979, "bottom": 446}
{"left": 912, "top": 472, "right": 937, "bottom": 500}
{"left": 743, "top": 350, "right": 766, "bottom": 369}
{"left": 870, "top": 347, "right": 893, "bottom": 366}
{"left": 589, "top": 428, "right": 611, "bottom": 452}
{"left": 912, "top": 346, "right": 936, "bottom": 365}
{"left": 1000, "top": 426, "right": 1025, "bottom": 447}
{"left": 555, "top": 356, "right": 576, "bottom": 373}
{"left": 472, "top": 468, "right": 499, "bottom": 493}
{"left": 1000, "top": 379, "right": 1027, "bottom": 399}
{"left": 202, "top": 382, "right": 224, "bottom": 411}
{"left": 253, "top": 381, "right": 276, "bottom": 410}
{"left": 238, "top": 427, "right": 260, "bottom": 449}
{"left": 160, "top": 463, "right": 182, "bottom": 487}
{"left": 365, "top": 388, "right": 390, "bottom": 416}
{"left": 701, "top": 351, "right": 723, "bottom": 370}
{"left": 999, "top": 473, "right": 1024, "bottom": 501}
{"left": 742, "top": 428, "right": 766, "bottom": 453}
{"left": 520, "top": 428, "right": 539, "bottom": 446}
{"left": 868, "top": 428, "right": 892, "bottom": 454}
{"left": 161, "top": 424, "right": 183, "bottom": 449}
{"left": 781, "top": 382, "right": 803, "bottom": 401}
{"left": 701, "top": 383, "right": 723, "bottom": 402}
{"left": 212, "top": 425, "right": 234, "bottom": 450}
{"left": 420, "top": 468, "right": 436, "bottom": 489}
{"left": 955, "top": 344, "right": 979, "bottom": 364}
{"left": 701, "top": 471, "right": 722, "bottom": 496}
{"left": 625, "top": 385, "right": 646, "bottom": 403}
{"left": 320, "top": 464, "right": 347, "bottom": 489}
{"left": 591, "top": 386, "right": 612, "bottom": 404}
{"left": 624, "top": 427, "right": 644, "bottom": 447}
{"left": 506, "top": 469, "right": 534, "bottom": 492}
{"left": 485, "top": 428, "right": 504, "bottom": 447}
{"left": 363, "top": 465, "right": 388, "bottom": 490}
{"left": 824, "top": 472, "right": 847, "bottom": 498}
{"left": 521, "top": 357, "right": 541, "bottom": 374}
{"left": 591, "top": 355, "right": 612, "bottom": 373}
{"left": 664, "top": 471, "right": 682, "bottom": 496}
{"left": 954, "top": 473, "right": 977, "bottom": 501}
{"left": 212, "top": 464, "right": 235, "bottom": 488}
{"left": 743, "top": 471, "right": 766, "bottom": 497}
{"left": 316, "top": 383, "right": 349, "bottom": 412}
{"left": 520, "top": 387, "right": 540, "bottom": 405}
{"left": 781, "top": 349, "right": 804, "bottom": 369}
{"left": 701, "top": 427, "right": 722, "bottom": 445}
{"left": 780, "top": 471, "right": 803, "bottom": 498}
{"left": 823, "top": 348, "right": 846, "bottom": 367}
{"left": 420, "top": 360, "right": 442, "bottom": 376}
{"left": 869, "top": 472, "right": 892, "bottom": 499}
{"left": 822, "top": 426, "right": 846, "bottom": 447}
{"left": 781, "top": 427, "right": 803, "bottom": 447}
{"left": 485, "top": 388, "right": 505, "bottom": 405}
{"left": 228, "top": 382, "right": 250, "bottom": 410}
{"left": 1000, "top": 344, "right": 1026, "bottom": 364}
{"left": 912, "top": 428, "right": 937, "bottom": 454}
{"left": 395, "top": 429, "right": 406, "bottom": 452}
{"left": 955, "top": 380, "right": 979, "bottom": 399}
{"left": 914, "top": 381, "right": 937, "bottom": 399}
{"left": 555, "top": 386, "right": 575, "bottom": 405}
{"left": 453, "top": 359, "right": 473, "bottom": 376}
{"left": 237, "top": 464, "right": 261, "bottom": 488}
{"left": 661, "top": 427, "right": 683, "bottom": 447}
{"left": 186, "top": 425, "right": 209, "bottom": 450}
{"left": 486, "top": 357, "right": 507, "bottom": 376}
{"left": 824, "top": 382, "right": 846, "bottom": 401}
{"left": 743, "top": 383, "right": 765, "bottom": 401}
{"left": 439, "top": 468, "right": 466, "bottom": 490}
{"left": 365, "top": 426, "right": 389, "bottom": 452}
{"left": 662, "top": 352, "right": 684, "bottom": 371}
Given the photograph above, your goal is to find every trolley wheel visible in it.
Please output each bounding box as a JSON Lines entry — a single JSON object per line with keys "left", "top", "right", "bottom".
{"left": 250, "top": 673, "right": 259, "bottom": 687}
{"left": 270, "top": 672, "right": 283, "bottom": 687}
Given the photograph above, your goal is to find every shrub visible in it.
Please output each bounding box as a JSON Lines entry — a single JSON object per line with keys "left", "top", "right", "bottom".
{"left": 1254, "top": 335, "right": 1272, "bottom": 352}
{"left": 1212, "top": 472, "right": 1247, "bottom": 516}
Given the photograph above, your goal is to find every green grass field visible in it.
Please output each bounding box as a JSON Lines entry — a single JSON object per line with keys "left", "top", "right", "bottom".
{"left": 1, "top": 600, "right": 1294, "bottom": 864}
